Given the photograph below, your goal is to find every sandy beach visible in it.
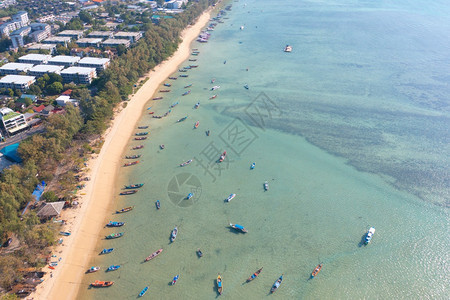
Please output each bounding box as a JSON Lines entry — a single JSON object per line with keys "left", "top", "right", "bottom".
{"left": 29, "top": 9, "right": 212, "bottom": 300}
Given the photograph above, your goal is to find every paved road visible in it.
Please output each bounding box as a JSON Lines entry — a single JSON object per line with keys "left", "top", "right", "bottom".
{"left": 0, "top": 125, "right": 46, "bottom": 151}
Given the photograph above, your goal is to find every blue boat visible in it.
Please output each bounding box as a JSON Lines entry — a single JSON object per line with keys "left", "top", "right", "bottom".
{"left": 170, "top": 101, "right": 179, "bottom": 108}
{"left": 155, "top": 200, "right": 160, "bottom": 209}
{"left": 106, "top": 265, "right": 120, "bottom": 272}
{"left": 171, "top": 274, "right": 179, "bottom": 285}
{"left": 139, "top": 286, "right": 148, "bottom": 297}
{"left": 250, "top": 162, "right": 255, "bottom": 169}
{"left": 164, "top": 83, "right": 171, "bottom": 87}
{"left": 106, "top": 221, "right": 125, "bottom": 227}
{"left": 187, "top": 193, "right": 193, "bottom": 200}
{"left": 230, "top": 223, "right": 248, "bottom": 233}
{"left": 244, "top": 84, "right": 249, "bottom": 90}
{"left": 182, "top": 90, "right": 191, "bottom": 96}
{"left": 60, "top": 231, "right": 71, "bottom": 236}
{"left": 100, "top": 248, "right": 114, "bottom": 255}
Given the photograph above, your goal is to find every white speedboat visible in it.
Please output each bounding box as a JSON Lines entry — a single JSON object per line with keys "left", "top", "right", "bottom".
{"left": 225, "top": 193, "right": 236, "bottom": 202}
{"left": 364, "top": 227, "right": 375, "bottom": 244}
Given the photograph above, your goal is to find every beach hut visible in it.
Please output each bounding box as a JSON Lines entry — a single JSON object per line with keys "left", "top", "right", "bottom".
{"left": 36, "top": 201, "right": 65, "bottom": 220}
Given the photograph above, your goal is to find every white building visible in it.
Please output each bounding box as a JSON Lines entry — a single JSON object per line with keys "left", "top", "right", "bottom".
{"left": 42, "top": 36, "right": 71, "bottom": 46}
{"left": 28, "top": 65, "right": 64, "bottom": 77}
{"left": 12, "top": 11, "right": 29, "bottom": 27}
{"left": 0, "top": 11, "right": 29, "bottom": 37}
{"left": 10, "top": 26, "right": 31, "bottom": 48}
{"left": 55, "top": 95, "right": 78, "bottom": 107}
{"left": 102, "top": 38, "right": 130, "bottom": 48}
{"left": 0, "top": 107, "right": 28, "bottom": 136}
{"left": 60, "top": 67, "right": 96, "bottom": 84}
{"left": 27, "top": 43, "right": 57, "bottom": 54}
{"left": 114, "top": 31, "right": 142, "bottom": 43}
{"left": 87, "top": 31, "right": 114, "bottom": 40}
{"left": 48, "top": 55, "right": 81, "bottom": 67}
{"left": 29, "top": 23, "right": 51, "bottom": 43}
{"left": 76, "top": 37, "right": 102, "bottom": 48}
{"left": 18, "top": 53, "right": 52, "bottom": 65}
{"left": 0, "top": 63, "right": 34, "bottom": 75}
{"left": 0, "top": 75, "right": 36, "bottom": 90}
{"left": 58, "top": 30, "right": 84, "bottom": 40}
{"left": 37, "top": 15, "right": 55, "bottom": 23}
{"left": 78, "top": 57, "right": 110, "bottom": 72}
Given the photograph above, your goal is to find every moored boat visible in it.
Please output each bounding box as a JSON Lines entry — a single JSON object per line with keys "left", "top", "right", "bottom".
{"left": 189, "top": 59, "right": 197, "bottom": 61}
{"left": 169, "top": 77, "right": 178, "bottom": 80}
{"left": 264, "top": 181, "right": 269, "bottom": 191}
{"left": 119, "top": 190, "right": 137, "bottom": 195}
{"left": 87, "top": 266, "right": 100, "bottom": 273}
{"left": 106, "top": 265, "right": 120, "bottom": 272}
{"left": 159, "top": 90, "right": 170, "bottom": 92}
{"left": 124, "top": 183, "right": 144, "bottom": 189}
{"left": 184, "top": 84, "right": 193, "bottom": 88}
{"left": 180, "top": 159, "right": 193, "bottom": 167}
{"left": 116, "top": 206, "right": 134, "bottom": 214}
{"left": 244, "top": 84, "right": 249, "bottom": 90}
{"left": 170, "top": 226, "right": 178, "bottom": 242}
{"left": 160, "top": 144, "right": 165, "bottom": 150}
{"left": 177, "top": 116, "right": 188, "bottom": 122}
{"left": 284, "top": 45, "right": 292, "bottom": 52}
{"left": 194, "top": 102, "right": 200, "bottom": 109}
{"left": 211, "top": 85, "right": 220, "bottom": 91}
{"left": 364, "top": 227, "right": 375, "bottom": 244}
{"left": 155, "top": 200, "right": 160, "bottom": 209}
{"left": 170, "top": 101, "right": 179, "bottom": 108}
{"left": 209, "top": 94, "right": 217, "bottom": 99}
{"left": 91, "top": 280, "right": 114, "bottom": 287}
{"left": 225, "top": 193, "right": 236, "bottom": 202}
{"left": 106, "top": 221, "right": 125, "bottom": 227}
{"left": 194, "top": 121, "right": 199, "bottom": 129}
{"left": 139, "top": 286, "right": 148, "bottom": 297}
{"left": 186, "top": 192, "right": 193, "bottom": 200}
{"left": 138, "top": 126, "right": 149, "bottom": 129}
{"left": 171, "top": 275, "right": 179, "bottom": 285}
{"left": 125, "top": 154, "right": 141, "bottom": 159}
{"left": 196, "top": 249, "right": 203, "bottom": 258}
{"left": 250, "top": 162, "right": 255, "bottom": 169}
{"left": 124, "top": 161, "right": 139, "bottom": 167}
{"left": 153, "top": 97, "right": 163, "bottom": 100}
{"left": 59, "top": 231, "right": 71, "bottom": 236}
{"left": 270, "top": 275, "right": 283, "bottom": 293}
{"left": 247, "top": 267, "right": 263, "bottom": 282}
{"left": 132, "top": 145, "right": 144, "bottom": 150}
{"left": 145, "top": 248, "right": 163, "bottom": 262}
{"left": 100, "top": 248, "right": 114, "bottom": 255}
{"left": 229, "top": 223, "right": 248, "bottom": 233}
{"left": 105, "top": 232, "right": 124, "bottom": 239}
{"left": 217, "top": 274, "right": 223, "bottom": 295}
{"left": 164, "top": 83, "right": 171, "bottom": 87}
{"left": 219, "top": 151, "right": 226, "bottom": 162}
{"left": 311, "top": 264, "right": 322, "bottom": 278}
{"left": 179, "top": 74, "right": 189, "bottom": 78}
{"left": 135, "top": 136, "right": 147, "bottom": 140}
{"left": 182, "top": 90, "right": 191, "bottom": 96}
{"left": 206, "top": 130, "right": 210, "bottom": 136}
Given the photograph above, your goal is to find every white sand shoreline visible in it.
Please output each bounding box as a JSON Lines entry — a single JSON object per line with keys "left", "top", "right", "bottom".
{"left": 29, "top": 9, "right": 212, "bottom": 300}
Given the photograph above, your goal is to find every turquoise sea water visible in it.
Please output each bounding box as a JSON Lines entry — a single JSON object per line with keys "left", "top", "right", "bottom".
{"left": 80, "top": 0, "right": 449, "bottom": 299}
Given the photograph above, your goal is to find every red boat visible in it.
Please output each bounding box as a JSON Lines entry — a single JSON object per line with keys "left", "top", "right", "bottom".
{"left": 124, "top": 161, "right": 139, "bottom": 167}
{"left": 209, "top": 94, "right": 217, "bottom": 100}
{"left": 311, "top": 264, "right": 322, "bottom": 278}
{"left": 135, "top": 137, "right": 147, "bottom": 140}
{"left": 148, "top": 111, "right": 154, "bottom": 114}
{"left": 91, "top": 280, "right": 114, "bottom": 287}
{"left": 219, "top": 151, "right": 226, "bottom": 162}
{"left": 145, "top": 248, "right": 163, "bottom": 262}
{"left": 194, "top": 121, "right": 199, "bottom": 129}
{"left": 247, "top": 267, "right": 263, "bottom": 282}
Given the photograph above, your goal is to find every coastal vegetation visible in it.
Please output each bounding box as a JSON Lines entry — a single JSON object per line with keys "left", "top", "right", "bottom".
{"left": 0, "top": 0, "right": 217, "bottom": 296}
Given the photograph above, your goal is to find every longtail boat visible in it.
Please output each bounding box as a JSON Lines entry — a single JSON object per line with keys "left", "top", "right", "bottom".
{"left": 164, "top": 83, "right": 171, "bottom": 87}
{"left": 177, "top": 116, "right": 188, "bottom": 122}
{"left": 180, "top": 74, "right": 188, "bottom": 78}
{"left": 225, "top": 193, "right": 236, "bottom": 202}
{"left": 180, "top": 159, "right": 193, "bottom": 167}
{"left": 138, "top": 126, "right": 149, "bottom": 129}
{"left": 217, "top": 274, "right": 223, "bottom": 295}
{"left": 229, "top": 223, "right": 248, "bottom": 233}
{"left": 247, "top": 267, "right": 263, "bottom": 282}
{"left": 169, "top": 77, "right": 177, "bottom": 80}
{"left": 132, "top": 145, "right": 144, "bottom": 150}
{"left": 209, "top": 94, "right": 217, "bottom": 100}
{"left": 153, "top": 97, "right": 163, "bottom": 100}
{"left": 100, "top": 248, "right": 114, "bottom": 255}
{"left": 311, "top": 264, "right": 322, "bottom": 278}
{"left": 190, "top": 65, "right": 198, "bottom": 68}
{"left": 170, "top": 101, "right": 179, "bottom": 108}
{"left": 196, "top": 249, "right": 203, "bottom": 258}
{"left": 135, "top": 137, "right": 147, "bottom": 140}
{"left": 116, "top": 206, "right": 134, "bottom": 214}
{"left": 219, "top": 151, "right": 226, "bottom": 162}
{"left": 184, "top": 84, "right": 192, "bottom": 88}
{"left": 139, "top": 286, "right": 148, "bottom": 297}
{"left": 270, "top": 275, "right": 283, "bottom": 293}
{"left": 194, "top": 121, "right": 199, "bottom": 129}
{"left": 364, "top": 227, "right": 375, "bottom": 245}
{"left": 194, "top": 102, "right": 200, "bottom": 109}
{"left": 124, "top": 161, "right": 139, "bottom": 167}
{"left": 136, "top": 132, "right": 148, "bottom": 136}
{"left": 86, "top": 266, "right": 100, "bottom": 273}
{"left": 170, "top": 226, "right": 178, "bottom": 242}
{"left": 106, "top": 265, "right": 120, "bottom": 272}
{"left": 125, "top": 154, "right": 141, "bottom": 159}
{"left": 171, "top": 275, "right": 179, "bottom": 285}
{"left": 145, "top": 248, "right": 163, "bottom": 262}
{"left": 119, "top": 190, "right": 137, "bottom": 195}
{"left": 182, "top": 90, "right": 191, "bottom": 96}
{"left": 106, "top": 221, "right": 125, "bottom": 227}
{"left": 159, "top": 90, "right": 170, "bottom": 92}
{"left": 155, "top": 200, "right": 161, "bottom": 209}
{"left": 91, "top": 280, "right": 114, "bottom": 287}
{"left": 189, "top": 59, "right": 197, "bottom": 61}
{"left": 124, "top": 183, "right": 144, "bottom": 189}
{"left": 105, "top": 232, "right": 124, "bottom": 239}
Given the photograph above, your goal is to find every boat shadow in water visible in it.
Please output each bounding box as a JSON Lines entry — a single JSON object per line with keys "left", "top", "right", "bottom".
{"left": 358, "top": 233, "right": 367, "bottom": 247}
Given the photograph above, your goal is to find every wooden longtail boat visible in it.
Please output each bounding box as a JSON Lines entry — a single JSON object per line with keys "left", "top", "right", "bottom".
{"left": 119, "top": 190, "right": 137, "bottom": 195}
{"left": 124, "top": 183, "right": 144, "bottom": 189}
{"left": 116, "top": 206, "right": 134, "bottom": 214}
{"left": 145, "top": 248, "right": 163, "bottom": 262}
{"left": 124, "top": 161, "right": 139, "bottom": 167}
{"left": 311, "top": 264, "right": 322, "bottom": 278}
{"left": 247, "top": 267, "right": 263, "bottom": 282}
{"left": 217, "top": 274, "right": 223, "bottom": 295}
{"left": 91, "top": 280, "right": 114, "bottom": 287}
{"left": 105, "top": 232, "right": 124, "bottom": 239}
{"left": 270, "top": 275, "right": 283, "bottom": 293}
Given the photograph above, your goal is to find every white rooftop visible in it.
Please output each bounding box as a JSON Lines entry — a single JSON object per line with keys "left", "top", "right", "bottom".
{"left": 0, "top": 63, "right": 34, "bottom": 71}
{"left": 18, "top": 54, "right": 52, "bottom": 62}
{"left": 0, "top": 75, "right": 36, "bottom": 84}
{"left": 29, "top": 65, "right": 64, "bottom": 73}
{"left": 48, "top": 55, "right": 81, "bottom": 64}
{"left": 27, "top": 43, "right": 57, "bottom": 50}
{"left": 58, "top": 30, "right": 84, "bottom": 35}
{"left": 114, "top": 31, "right": 141, "bottom": 37}
{"left": 103, "top": 38, "right": 130, "bottom": 44}
{"left": 88, "top": 31, "right": 113, "bottom": 36}
{"left": 78, "top": 57, "right": 110, "bottom": 65}
{"left": 0, "top": 107, "right": 13, "bottom": 116}
{"left": 61, "top": 67, "right": 96, "bottom": 75}
{"left": 43, "top": 36, "right": 72, "bottom": 42}
{"left": 76, "top": 38, "right": 102, "bottom": 43}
